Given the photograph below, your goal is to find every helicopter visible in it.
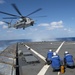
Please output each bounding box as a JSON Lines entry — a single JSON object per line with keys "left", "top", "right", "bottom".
{"left": 0, "top": 4, "right": 42, "bottom": 29}
{"left": 2, "top": 18, "right": 34, "bottom": 29}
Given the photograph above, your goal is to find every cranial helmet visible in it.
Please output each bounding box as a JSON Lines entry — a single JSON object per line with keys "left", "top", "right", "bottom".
{"left": 53, "top": 52, "right": 57, "bottom": 56}
{"left": 65, "top": 51, "right": 69, "bottom": 54}
{"left": 49, "top": 49, "right": 52, "bottom": 52}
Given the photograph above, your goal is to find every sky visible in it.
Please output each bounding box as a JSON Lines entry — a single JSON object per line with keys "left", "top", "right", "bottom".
{"left": 0, "top": 0, "right": 75, "bottom": 41}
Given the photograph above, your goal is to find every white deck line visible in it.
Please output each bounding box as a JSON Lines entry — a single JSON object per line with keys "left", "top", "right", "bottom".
{"left": 56, "top": 41, "right": 65, "bottom": 75}
{"left": 37, "top": 64, "right": 50, "bottom": 75}
{"left": 56, "top": 41, "right": 65, "bottom": 53}
{"left": 25, "top": 45, "right": 46, "bottom": 62}
{"left": 25, "top": 41, "right": 65, "bottom": 75}
{"left": 58, "top": 72, "right": 60, "bottom": 75}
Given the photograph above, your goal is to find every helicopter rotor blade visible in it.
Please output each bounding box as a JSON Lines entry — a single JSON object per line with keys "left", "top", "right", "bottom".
{"left": 3, "top": 17, "right": 17, "bottom": 19}
{"left": 0, "top": 11, "right": 19, "bottom": 17}
{"left": 12, "top": 4, "right": 23, "bottom": 17}
{"left": 10, "top": 19, "right": 13, "bottom": 23}
{"left": 26, "top": 8, "right": 42, "bottom": 17}
{"left": 2, "top": 21, "right": 10, "bottom": 24}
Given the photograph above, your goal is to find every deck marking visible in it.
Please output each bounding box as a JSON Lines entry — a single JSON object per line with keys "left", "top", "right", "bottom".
{"left": 58, "top": 72, "right": 60, "bottom": 75}
{"left": 56, "top": 41, "right": 65, "bottom": 75}
{"left": 56, "top": 41, "right": 65, "bottom": 53}
{"left": 25, "top": 45, "right": 46, "bottom": 62}
{"left": 37, "top": 65, "right": 50, "bottom": 75}
{"left": 25, "top": 41, "right": 65, "bottom": 75}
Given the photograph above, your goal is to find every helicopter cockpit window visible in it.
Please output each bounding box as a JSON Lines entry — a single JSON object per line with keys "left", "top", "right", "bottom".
{"left": 27, "top": 18, "right": 30, "bottom": 21}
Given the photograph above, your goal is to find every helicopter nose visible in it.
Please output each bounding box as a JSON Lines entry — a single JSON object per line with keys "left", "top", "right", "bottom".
{"left": 31, "top": 21, "right": 34, "bottom": 26}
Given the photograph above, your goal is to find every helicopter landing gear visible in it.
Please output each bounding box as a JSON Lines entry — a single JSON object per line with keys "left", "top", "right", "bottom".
{"left": 31, "top": 24, "right": 33, "bottom": 26}
{"left": 16, "top": 27, "right": 18, "bottom": 29}
{"left": 23, "top": 27, "right": 25, "bottom": 30}
{"left": 31, "top": 22, "right": 34, "bottom": 26}
{"left": 23, "top": 26, "right": 25, "bottom": 30}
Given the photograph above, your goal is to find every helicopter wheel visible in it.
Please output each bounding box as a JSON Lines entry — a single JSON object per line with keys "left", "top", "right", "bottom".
{"left": 16, "top": 27, "right": 18, "bottom": 29}
{"left": 32, "top": 24, "right": 33, "bottom": 26}
{"left": 23, "top": 27, "right": 25, "bottom": 30}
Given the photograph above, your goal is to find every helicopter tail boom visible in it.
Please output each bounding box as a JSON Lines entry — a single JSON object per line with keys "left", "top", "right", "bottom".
{"left": 2, "top": 20, "right": 12, "bottom": 28}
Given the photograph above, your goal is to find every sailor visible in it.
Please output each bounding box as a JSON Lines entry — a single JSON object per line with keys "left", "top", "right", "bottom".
{"left": 46, "top": 49, "right": 53, "bottom": 65}
{"left": 50, "top": 52, "right": 61, "bottom": 71}
{"left": 64, "top": 51, "right": 74, "bottom": 67}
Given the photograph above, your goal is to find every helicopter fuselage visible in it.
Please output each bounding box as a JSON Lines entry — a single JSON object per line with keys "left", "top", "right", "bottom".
{"left": 13, "top": 18, "right": 34, "bottom": 29}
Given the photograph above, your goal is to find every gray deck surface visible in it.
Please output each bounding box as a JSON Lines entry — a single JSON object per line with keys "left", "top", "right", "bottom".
{"left": 18, "top": 41, "right": 75, "bottom": 75}
{"left": 0, "top": 44, "right": 16, "bottom": 75}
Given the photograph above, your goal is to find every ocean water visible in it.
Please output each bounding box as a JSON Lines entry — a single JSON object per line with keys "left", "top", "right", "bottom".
{"left": 56, "top": 37, "right": 75, "bottom": 41}
{"left": 0, "top": 39, "right": 31, "bottom": 52}
{"left": 0, "top": 37, "right": 75, "bottom": 52}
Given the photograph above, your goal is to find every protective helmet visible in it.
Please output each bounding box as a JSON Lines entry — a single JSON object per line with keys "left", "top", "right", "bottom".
{"left": 49, "top": 49, "right": 52, "bottom": 52}
{"left": 64, "top": 51, "right": 69, "bottom": 55}
{"left": 53, "top": 52, "right": 57, "bottom": 56}
{"left": 65, "top": 51, "right": 69, "bottom": 54}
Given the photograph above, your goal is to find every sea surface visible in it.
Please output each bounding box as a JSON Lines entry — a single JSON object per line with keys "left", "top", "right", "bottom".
{"left": 0, "top": 39, "right": 31, "bottom": 52}
{"left": 0, "top": 37, "right": 75, "bottom": 52}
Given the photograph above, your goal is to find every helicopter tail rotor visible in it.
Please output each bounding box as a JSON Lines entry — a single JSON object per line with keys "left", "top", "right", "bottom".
{"left": 2, "top": 20, "right": 13, "bottom": 28}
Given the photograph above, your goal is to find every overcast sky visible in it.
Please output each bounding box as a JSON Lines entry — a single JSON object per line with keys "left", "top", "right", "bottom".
{"left": 0, "top": 0, "right": 75, "bottom": 41}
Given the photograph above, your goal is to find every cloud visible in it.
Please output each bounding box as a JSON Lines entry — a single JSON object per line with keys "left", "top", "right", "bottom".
{"left": 29, "top": 28, "right": 38, "bottom": 31}
{"left": 38, "top": 20, "right": 73, "bottom": 33}
{"left": 64, "top": 28, "right": 73, "bottom": 33}
{"left": 0, "top": 21, "right": 5, "bottom": 25}
{"left": 48, "top": 20, "right": 64, "bottom": 30}
{"left": 0, "top": 21, "right": 8, "bottom": 29}
{"left": 7, "top": 30, "right": 13, "bottom": 33}
{"left": 0, "top": 0, "right": 5, "bottom": 4}
{"left": 50, "top": 20, "right": 64, "bottom": 28}
{"left": 21, "top": 34, "right": 25, "bottom": 36}
{"left": 3, "top": 25, "right": 8, "bottom": 29}
{"left": 38, "top": 23, "right": 49, "bottom": 26}
{"left": 38, "top": 20, "right": 64, "bottom": 30}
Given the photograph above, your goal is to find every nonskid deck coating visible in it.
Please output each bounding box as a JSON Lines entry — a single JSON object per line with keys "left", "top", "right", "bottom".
{"left": 0, "top": 41, "right": 75, "bottom": 75}
{"left": 18, "top": 41, "right": 75, "bottom": 75}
